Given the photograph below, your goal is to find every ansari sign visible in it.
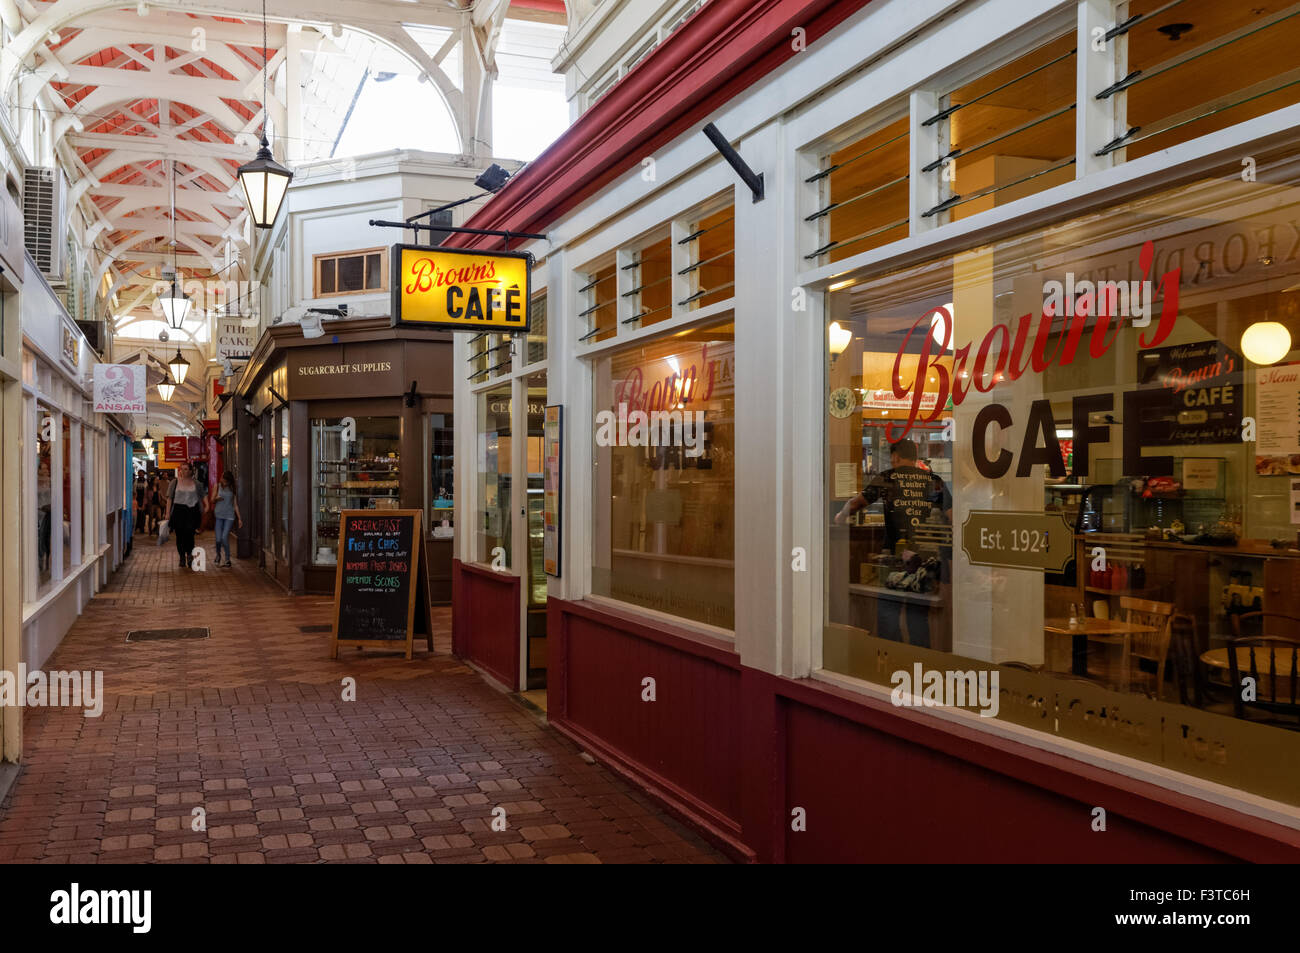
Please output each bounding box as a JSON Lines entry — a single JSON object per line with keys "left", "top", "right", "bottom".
{"left": 391, "top": 244, "right": 531, "bottom": 333}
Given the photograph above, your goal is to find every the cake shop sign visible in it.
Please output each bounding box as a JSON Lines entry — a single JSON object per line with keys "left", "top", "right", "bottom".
{"left": 888, "top": 240, "right": 1191, "bottom": 480}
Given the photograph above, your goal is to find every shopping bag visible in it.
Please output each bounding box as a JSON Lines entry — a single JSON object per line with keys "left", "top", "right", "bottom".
{"left": 157, "top": 520, "right": 170, "bottom": 544}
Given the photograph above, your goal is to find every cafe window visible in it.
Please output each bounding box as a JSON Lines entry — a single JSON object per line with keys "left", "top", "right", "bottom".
{"left": 679, "top": 205, "right": 734, "bottom": 310}
{"left": 624, "top": 230, "right": 674, "bottom": 329}
{"left": 807, "top": 114, "right": 909, "bottom": 264}
{"left": 925, "top": 31, "right": 1076, "bottom": 223}
{"left": 311, "top": 416, "right": 401, "bottom": 565}
{"left": 470, "top": 332, "right": 512, "bottom": 382}
{"left": 578, "top": 259, "right": 617, "bottom": 345}
{"left": 822, "top": 146, "right": 1300, "bottom": 806}
{"left": 476, "top": 387, "right": 512, "bottom": 566}
{"left": 591, "top": 317, "right": 736, "bottom": 629}
{"left": 429, "top": 413, "right": 454, "bottom": 538}
{"left": 314, "top": 247, "right": 387, "bottom": 297}
{"left": 525, "top": 290, "right": 547, "bottom": 366}
{"left": 278, "top": 406, "right": 290, "bottom": 561}
{"left": 1107, "top": 0, "right": 1300, "bottom": 162}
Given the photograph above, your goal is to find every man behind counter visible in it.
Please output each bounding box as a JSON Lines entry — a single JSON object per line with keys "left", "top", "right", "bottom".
{"left": 835, "top": 437, "right": 952, "bottom": 647}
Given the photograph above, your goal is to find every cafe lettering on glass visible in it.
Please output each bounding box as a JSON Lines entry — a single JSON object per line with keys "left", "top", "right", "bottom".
{"left": 886, "top": 239, "right": 1222, "bottom": 480}
{"left": 608, "top": 341, "right": 733, "bottom": 470}
{"left": 391, "top": 244, "right": 531, "bottom": 332}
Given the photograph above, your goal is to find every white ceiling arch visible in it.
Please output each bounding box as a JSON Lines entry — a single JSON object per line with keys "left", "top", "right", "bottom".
{"left": 3, "top": 0, "right": 564, "bottom": 348}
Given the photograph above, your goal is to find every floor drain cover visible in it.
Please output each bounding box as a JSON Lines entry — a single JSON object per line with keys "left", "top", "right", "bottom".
{"left": 299, "top": 624, "right": 332, "bottom": 633}
{"left": 126, "top": 627, "right": 210, "bottom": 642}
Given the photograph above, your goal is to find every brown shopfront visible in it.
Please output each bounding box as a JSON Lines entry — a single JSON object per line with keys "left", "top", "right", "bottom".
{"left": 233, "top": 317, "right": 455, "bottom": 599}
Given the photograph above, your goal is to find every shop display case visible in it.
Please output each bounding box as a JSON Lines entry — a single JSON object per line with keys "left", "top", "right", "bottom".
{"left": 311, "top": 417, "right": 401, "bottom": 565}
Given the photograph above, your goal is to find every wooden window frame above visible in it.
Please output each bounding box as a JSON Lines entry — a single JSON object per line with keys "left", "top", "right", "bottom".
{"left": 312, "top": 246, "right": 389, "bottom": 298}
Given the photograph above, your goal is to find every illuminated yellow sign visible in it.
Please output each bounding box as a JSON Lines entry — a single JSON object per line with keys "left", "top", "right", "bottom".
{"left": 392, "top": 244, "right": 531, "bottom": 332}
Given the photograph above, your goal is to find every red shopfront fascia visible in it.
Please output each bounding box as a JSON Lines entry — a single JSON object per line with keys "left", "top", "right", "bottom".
{"left": 444, "top": 0, "right": 1300, "bottom": 862}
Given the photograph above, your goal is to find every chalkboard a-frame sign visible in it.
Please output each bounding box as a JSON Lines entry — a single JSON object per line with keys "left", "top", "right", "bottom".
{"left": 330, "top": 510, "right": 432, "bottom": 660}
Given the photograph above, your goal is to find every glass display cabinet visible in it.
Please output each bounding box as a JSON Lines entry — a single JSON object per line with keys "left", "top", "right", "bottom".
{"left": 311, "top": 416, "right": 401, "bottom": 565}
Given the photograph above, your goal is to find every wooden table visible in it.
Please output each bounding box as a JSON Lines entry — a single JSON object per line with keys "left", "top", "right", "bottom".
{"left": 1200, "top": 647, "right": 1299, "bottom": 699}
{"left": 1043, "top": 618, "right": 1158, "bottom": 687}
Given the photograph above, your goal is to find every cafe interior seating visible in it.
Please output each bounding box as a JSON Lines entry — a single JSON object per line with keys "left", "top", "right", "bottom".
{"left": 1084, "top": 596, "right": 1175, "bottom": 698}
{"left": 1227, "top": 612, "right": 1300, "bottom": 727}
{"left": 1119, "top": 597, "right": 1175, "bottom": 700}
{"left": 1170, "top": 614, "right": 1235, "bottom": 716}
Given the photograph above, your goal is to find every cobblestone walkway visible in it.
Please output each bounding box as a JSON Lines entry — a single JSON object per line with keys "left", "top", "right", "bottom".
{"left": 0, "top": 536, "right": 723, "bottom": 864}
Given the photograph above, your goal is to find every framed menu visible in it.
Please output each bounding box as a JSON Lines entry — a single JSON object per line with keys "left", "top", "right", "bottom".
{"left": 330, "top": 509, "right": 431, "bottom": 659}
{"left": 1254, "top": 364, "right": 1300, "bottom": 475}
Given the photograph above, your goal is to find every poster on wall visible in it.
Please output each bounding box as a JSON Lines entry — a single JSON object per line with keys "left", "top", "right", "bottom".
{"left": 163, "top": 436, "right": 188, "bottom": 463}
{"left": 92, "top": 364, "right": 147, "bottom": 414}
{"left": 543, "top": 405, "right": 562, "bottom": 577}
{"left": 1254, "top": 363, "right": 1300, "bottom": 475}
{"left": 1135, "top": 340, "right": 1242, "bottom": 445}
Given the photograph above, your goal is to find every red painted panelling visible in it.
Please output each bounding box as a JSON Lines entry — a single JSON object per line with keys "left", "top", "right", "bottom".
{"left": 549, "top": 599, "right": 745, "bottom": 850}
{"left": 752, "top": 670, "right": 1300, "bottom": 863}
{"left": 780, "top": 701, "right": 1235, "bottom": 863}
{"left": 451, "top": 559, "right": 519, "bottom": 690}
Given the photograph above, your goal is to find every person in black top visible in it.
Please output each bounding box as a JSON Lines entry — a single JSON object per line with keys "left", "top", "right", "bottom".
{"left": 835, "top": 438, "right": 953, "bottom": 647}
{"left": 836, "top": 438, "right": 952, "bottom": 546}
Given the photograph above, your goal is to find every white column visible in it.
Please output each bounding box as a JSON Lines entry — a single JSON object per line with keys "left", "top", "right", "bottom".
{"left": 732, "top": 117, "right": 799, "bottom": 677}
{"left": 1077, "top": 0, "right": 1120, "bottom": 177}
{"left": 909, "top": 88, "right": 943, "bottom": 235}
{"left": 69, "top": 417, "right": 82, "bottom": 567}
{"left": 284, "top": 25, "right": 306, "bottom": 163}
{"left": 50, "top": 409, "right": 63, "bottom": 582}
{"left": 3, "top": 380, "right": 22, "bottom": 761}
{"left": 452, "top": 331, "right": 473, "bottom": 565}
{"left": 22, "top": 396, "right": 37, "bottom": 603}
{"left": 511, "top": 370, "right": 527, "bottom": 690}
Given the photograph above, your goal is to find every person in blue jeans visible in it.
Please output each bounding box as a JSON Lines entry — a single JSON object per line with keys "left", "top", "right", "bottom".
{"left": 213, "top": 471, "right": 242, "bottom": 568}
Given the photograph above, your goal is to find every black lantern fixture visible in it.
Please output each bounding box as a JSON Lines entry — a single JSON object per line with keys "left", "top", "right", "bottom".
{"left": 159, "top": 160, "right": 191, "bottom": 327}
{"left": 157, "top": 372, "right": 176, "bottom": 402}
{"left": 238, "top": 0, "right": 293, "bottom": 228}
{"left": 167, "top": 348, "right": 191, "bottom": 386}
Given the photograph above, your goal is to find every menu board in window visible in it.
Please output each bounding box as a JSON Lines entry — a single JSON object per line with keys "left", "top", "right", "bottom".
{"left": 330, "top": 509, "right": 432, "bottom": 659}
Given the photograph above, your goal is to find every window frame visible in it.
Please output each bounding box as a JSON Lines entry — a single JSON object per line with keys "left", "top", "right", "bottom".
{"left": 311, "top": 246, "right": 389, "bottom": 298}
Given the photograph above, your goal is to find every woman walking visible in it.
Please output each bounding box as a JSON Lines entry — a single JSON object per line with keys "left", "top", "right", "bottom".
{"left": 148, "top": 474, "right": 165, "bottom": 535}
{"left": 212, "top": 471, "right": 241, "bottom": 568}
{"left": 165, "top": 463, "right": 208, "bottom": 569}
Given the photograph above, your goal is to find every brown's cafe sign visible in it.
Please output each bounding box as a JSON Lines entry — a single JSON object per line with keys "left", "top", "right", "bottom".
{"left": 391, "top": 244, "right": 532, "bottom": 332}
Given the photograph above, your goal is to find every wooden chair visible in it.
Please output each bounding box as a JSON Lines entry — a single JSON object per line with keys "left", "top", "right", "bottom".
{"left": 1169, "top": 613, "right": 1235, "bottom": 715}
{"left": 1227, "top": 613, "right": 1300, "bottom": 726}
{"left": 1119, "top": 596, "right": 1175, "bottom": 699}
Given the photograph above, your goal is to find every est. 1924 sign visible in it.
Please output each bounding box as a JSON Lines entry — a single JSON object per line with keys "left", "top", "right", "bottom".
{"left": 961, "top": 510, "right": 1075, "bottom": 573}
{"left": 391, "top": 244, "right": 531, "bottom": 333}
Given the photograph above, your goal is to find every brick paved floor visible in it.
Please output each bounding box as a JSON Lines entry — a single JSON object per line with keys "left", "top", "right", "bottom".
{"left": 0, "top": 535, "right": 725, "bottom": 864}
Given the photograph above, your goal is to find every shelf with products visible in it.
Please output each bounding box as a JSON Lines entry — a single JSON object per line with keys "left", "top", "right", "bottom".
{"left": 310, "top": 416, "right": 402, "bottom": 567}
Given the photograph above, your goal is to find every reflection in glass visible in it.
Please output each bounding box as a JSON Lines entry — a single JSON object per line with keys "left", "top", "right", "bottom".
{"left": 591, "top": 319, "right": 736, "bottom": 628}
